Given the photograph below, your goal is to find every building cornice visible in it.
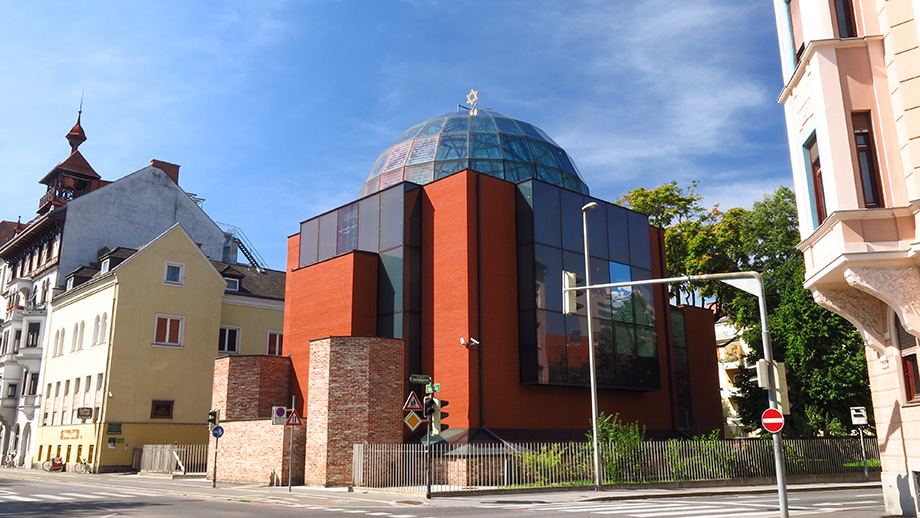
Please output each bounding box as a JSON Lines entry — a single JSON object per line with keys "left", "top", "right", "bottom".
{"left": 797, "top": 203, "right": 919, "bottom": 252}
{"left": 778, "top": 36, "right": 884, "bottom": 104}
{"left": 221, "top": 293, "right": 284, "bottom": 311}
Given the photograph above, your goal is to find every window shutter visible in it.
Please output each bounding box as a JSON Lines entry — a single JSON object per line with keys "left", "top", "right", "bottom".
{"left": 852, "top": 112, "right": 870, "bottom": 133}
{"left": 789, "top": 0, "right": 804, "bottom": 55}
{"left": 896, "top": 315, "right": 918, "bottom": 354}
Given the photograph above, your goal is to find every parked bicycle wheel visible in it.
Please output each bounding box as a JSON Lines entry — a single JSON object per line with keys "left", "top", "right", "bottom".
{"left": 74, "top": 462, "right": 88, "bottom": 474}
{"left": 41, "top": 460, "right": 52, "bottom": 472}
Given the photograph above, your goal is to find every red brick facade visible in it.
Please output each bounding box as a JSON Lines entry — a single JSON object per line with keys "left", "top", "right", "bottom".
{"left": 306, "top": 336, "right": 403, "bottom": 486}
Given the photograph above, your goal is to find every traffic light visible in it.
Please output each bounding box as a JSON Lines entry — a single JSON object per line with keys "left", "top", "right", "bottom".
{"left": 423, "top": 396, "right": 435, "bottom": 418}
{"left": 432, "top": 398, "right": 450, "bottom": 436}
{"left": 208, "top": 409, "right": 220, "bottom": 431}
{"left": 562, "top": 271, "right": 584, "bottom": 315}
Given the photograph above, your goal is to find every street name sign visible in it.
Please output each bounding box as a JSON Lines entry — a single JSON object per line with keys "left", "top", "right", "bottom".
{"left": 409, "top": 374, "right": 431, "bottom": 384}
{"left": 762, "top": 408, "right": 784, "bottom": 433}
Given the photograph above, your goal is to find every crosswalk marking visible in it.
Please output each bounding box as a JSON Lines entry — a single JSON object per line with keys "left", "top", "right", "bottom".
{"left": 625, "top": 506, "right": 756, "bottom": 517}
{"left": 2, "top": 495, "right": 39, "bottom": 502}
{"left": 59, "top": 492, "right": 101, "bottom": 499}
{"left": 91, "top": 491, "right": 137, "bottom": 498}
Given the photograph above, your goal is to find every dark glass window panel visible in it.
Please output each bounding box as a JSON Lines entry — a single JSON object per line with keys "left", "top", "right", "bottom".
{"left": 357, "top": 195, "right": 380, "bottom": 252}
{"left": 607, "top": 205, "right": 630, "bottom": 264}
{"left": 532, "top": 181, "right": 561, "bottom": 247}
{"left": 417, "top": 118, "right": 445, "bottom": 138}
{"left": 537, "top": 167, "right": 564, "bottom": 186}
{"left": 631, "top": 268, "right": 655, "bottom": 326}
{"left": 835, "top": 0, "right": 856, "bottom": 37}
{"left": 500, "top": 134, "right": 533, "bottom": 162}
{"left": 378, "top": 248, "right": 404, "bottom": 315}
{"left": 470, "top": 133, "right": 502, "bottom": 159}
{"left": 517, "top": 121, "right": 545, "bottom": 140}
{"left": 627, "top": 211, "right": 652, "bottom": 269}
{"left": 505, "top": 162, "right": 536, "bottom": 182}
{"left": 529, "top": 140, "right": 560, "bottom": 168}
{"left": 470, "top": 160, "right": 504, "bottom": 179}
{"left": 434, "top": 160, "right": 467, "bottom": 180}
{"left": 560, "top": 188, "right": 586, "bottom": 252}
{"left": 404, "top": 246, "right": 421, "bottom": 312}
{"left": 517, "top": 243, "right": 535, "bottom": 311}
{"left": 379, "top": 187, "right": 404, "bottom": 251}
{"left": 585, "top": 202, "right": 608, "bottom": 259}
{"left": 563, "top": 250, "right": 587, "bottom": 315}
{"left": 470, "top": 115, "right": 496, "bottom": 132}
{"left": 405, "top": 163, "right": 434, "bottom": 185}
{"left": 563, "top": 313, "right": 590, "bottom": 386}
{"left": 595, "top": 318, "right": 617, "bottom": 387}
{"left": 494, "top": 117, "right": 524, "bottom": 134}
{"left": 519, "top": 308, "right": 538, "bottom": 383}
{"left": 534, "top": 244, "right": 563, "bottom": 311}
{"left": 407, "top": 135, "right": 439, "bottom": 165}
{"left": 391, "top": 122, "right": 424, "bottom": 146}
{"left": 609, "top": 262, "right": 633, "bottom": 323}
{"left": 551, "top": 147, "right": 578, "bottom": 175}
{"left": 534, "top": 126, "right": 559, "bottom": 147}
{"left": 442, "top": 116, "right": 470, "bottom": 133}
{"left": 636, "top": 327, "right": 656, "bottom": 358}
{"left": 299, "top": 218, "right": 319, "bottom": 267}
{"left": 336, "top": 203, "right": 358, "bottom": 255}
{"left": 516, "top": 183, "right": 535, "bottom": 246}
{"left": 540, "top": 310, "right": 569, "bottom": 384}
{"left": 615, "top": 323, "right": 637, "bottom": 356}
{"left": 403, "top": 186, "right": 422, "bottom": 248}
{"left": 368, "top": 152, "right": 388, "bottom": 179}
{"left": 377, "top": 312, "right": 403, "bottom": 340}
{"left": 317, "top": 211, "right": 338, "bottom": 262}
{"left": 436, "top": 134, "right": 468, "bottom": 160}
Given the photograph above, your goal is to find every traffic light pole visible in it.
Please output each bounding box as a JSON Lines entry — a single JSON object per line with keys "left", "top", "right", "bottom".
{"left": 425, "top": 409, "right": 432, "bottom": 499}
{"left": 562, "top": 270, "right": 788, "bottom": 518}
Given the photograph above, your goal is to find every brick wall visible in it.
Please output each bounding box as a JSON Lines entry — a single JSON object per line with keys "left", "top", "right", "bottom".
{"left": 210, "top": 355, "right": 304, "bottom": 485}
{"left": 306, "top": 336, "right": 403, "bottom": 486}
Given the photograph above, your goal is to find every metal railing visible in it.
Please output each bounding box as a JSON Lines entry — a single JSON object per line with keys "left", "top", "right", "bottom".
{"left": 353, "top": 437, "right": 879, "bottom": 493}
{"left": 139, "top": 444, "right": 208, "bottom": 474}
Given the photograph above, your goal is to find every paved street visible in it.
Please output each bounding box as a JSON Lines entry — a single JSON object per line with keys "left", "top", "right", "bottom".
{"left": 0, "top": 468, "right": 888, "bottom": 517}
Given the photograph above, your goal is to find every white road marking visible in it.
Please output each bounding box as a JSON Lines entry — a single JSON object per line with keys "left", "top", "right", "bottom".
{"left": 31, "top": 494, "right": 75, "bottom": 500}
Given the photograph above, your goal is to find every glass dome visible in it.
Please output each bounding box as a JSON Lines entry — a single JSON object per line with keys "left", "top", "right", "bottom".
{"left": 360, "top": 109, "right": 589, "bottom": 197}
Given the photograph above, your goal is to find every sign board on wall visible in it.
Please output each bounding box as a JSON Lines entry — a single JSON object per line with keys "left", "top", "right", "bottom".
{"left": 106, "top": 423, "right": 122, "bottom": 435}
{"left": 77, "top": 408, "right": 93, "bottom": 419}
{"left": 60, "top": 429, "right": 80, "bottom": 440}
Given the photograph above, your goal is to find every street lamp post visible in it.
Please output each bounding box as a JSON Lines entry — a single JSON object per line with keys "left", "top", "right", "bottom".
{"left": 582, "top": 202, "right": 602, "bottom": 490}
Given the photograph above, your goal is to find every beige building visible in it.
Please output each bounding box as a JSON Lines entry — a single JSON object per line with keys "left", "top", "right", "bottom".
{"left": 35, "top": 224, "right": 283, "bottom": 471}
{"left": 773, "top": 1, "right": 920, "bottom": 514}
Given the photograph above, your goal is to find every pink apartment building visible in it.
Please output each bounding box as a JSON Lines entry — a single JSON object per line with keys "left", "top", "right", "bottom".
{"left": 773, "top": 1, "right": 920, "bottom": 514}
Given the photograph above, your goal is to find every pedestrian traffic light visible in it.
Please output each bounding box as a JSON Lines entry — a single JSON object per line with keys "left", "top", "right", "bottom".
{"left": 562, "top": 271, "right": 584, "bottom": 315}
{"left": 432, "top": 398, "right": 450, "bottom": 436}
{"left": 423, "top": 396, "right": 435, "bottom": 418}
{"left": 208, "top": 409, "right": 220, "bottom": 431}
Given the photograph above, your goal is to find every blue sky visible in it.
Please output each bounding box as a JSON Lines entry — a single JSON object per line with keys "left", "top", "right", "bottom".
{"left": 0, "top": 1, "right": 788, "bottom": 270}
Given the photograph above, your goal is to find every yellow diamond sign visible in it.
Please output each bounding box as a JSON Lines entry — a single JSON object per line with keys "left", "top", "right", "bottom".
{"left": 404, "top": 411, "right": 423, "bottom": 431}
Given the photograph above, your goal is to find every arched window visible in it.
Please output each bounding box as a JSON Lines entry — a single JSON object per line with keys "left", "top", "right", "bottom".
{"left": 100, "top": 313, "right": 108, "bottom": 344}
{"left": 77, "top": 321, "right": 84, "bottom": 351}
{"left": 53, "top": 330, "right": 59, "bottom": 356}
{"left": 71, "top": 324, "right": 79, "bottom": 352}
{"left": 93, "top": 316, "right": 100, "bottom": 345}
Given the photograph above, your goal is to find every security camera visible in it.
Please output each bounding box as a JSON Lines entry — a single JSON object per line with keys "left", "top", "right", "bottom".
{"left": 470, "top": 338, "right": 480, "bottom": 346}
{"left": 460, "top": 337, "right": 467, "bottom": 346}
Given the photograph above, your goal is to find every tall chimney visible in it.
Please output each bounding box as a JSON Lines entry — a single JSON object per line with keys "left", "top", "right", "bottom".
{"left": 150, "top": 159, "right": 180, "bottom": 185}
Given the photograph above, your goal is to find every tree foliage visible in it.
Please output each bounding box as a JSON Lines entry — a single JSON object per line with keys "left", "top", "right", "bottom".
{"left": 619, "top": 183, "right": 872, "bottom": 436}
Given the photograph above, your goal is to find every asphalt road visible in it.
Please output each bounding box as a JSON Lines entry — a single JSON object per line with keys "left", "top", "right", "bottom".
{"left": 0, "top": 469, "right": 888, "bottom": 518}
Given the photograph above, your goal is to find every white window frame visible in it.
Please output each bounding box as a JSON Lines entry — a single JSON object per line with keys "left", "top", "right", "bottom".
{"left": 163, "top": 261, "right": 185, "bottom": 286}
{"left": 100, "top": 258, "right": 111, "bottom": 273}
{"left": 224, "top": 277, "right": 240, "bottom": 291}
{"left": 153, "top": 314, "right": 185, "bottom": 347}
{"left": 267, "top": 331, "right": 283, "bottom": 356}
{"left": 218, "top": 326, "right": 241, "bottom": 354}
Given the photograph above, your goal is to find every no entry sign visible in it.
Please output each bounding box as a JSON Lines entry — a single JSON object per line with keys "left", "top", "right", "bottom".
{"left": 762, "top": 408, "right": 785, "bottom": 433}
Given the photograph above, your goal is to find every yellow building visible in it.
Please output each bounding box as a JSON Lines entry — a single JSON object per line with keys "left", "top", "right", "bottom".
{"left": 35, "top": 224, "right": 284, "bottom": 471}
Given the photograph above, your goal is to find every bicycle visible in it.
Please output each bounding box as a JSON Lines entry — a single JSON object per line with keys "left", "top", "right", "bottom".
{"left": 74, "top": 457, "right": 92, "bottom": 474}
{"left": 1, "top": 451, "right": 15, "bottom": 468}
{"left": 41, "top": 456, "right": 65, "bottom": 472}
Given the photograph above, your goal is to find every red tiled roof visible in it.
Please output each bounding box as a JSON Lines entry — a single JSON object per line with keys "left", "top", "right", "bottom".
{"left": 40, "top": 150, "right": 100, "bottom": 184}
{"left": 0, "top": 220, "right": 26, "bottom": 247}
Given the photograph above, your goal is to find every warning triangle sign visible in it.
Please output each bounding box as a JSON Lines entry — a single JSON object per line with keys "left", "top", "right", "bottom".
{"left": 286, "top": 409, "right": 302, "bottom": 426}
{"left": 403, "top": 392, "right": 423, "bottom": 412}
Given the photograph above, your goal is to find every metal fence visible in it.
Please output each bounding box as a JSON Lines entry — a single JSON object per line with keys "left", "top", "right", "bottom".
{"left": 139, "top": 444, "right": 208, "bottom": 474}
{"left": 353, "top": 437, "right": 879, "bottom": 492}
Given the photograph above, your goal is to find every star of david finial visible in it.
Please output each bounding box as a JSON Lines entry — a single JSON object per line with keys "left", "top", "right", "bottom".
{"left": 466, "top": 89, "right": 478, "bottom": 106}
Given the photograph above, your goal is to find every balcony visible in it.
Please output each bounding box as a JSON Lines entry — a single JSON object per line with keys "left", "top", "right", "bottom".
{"left": 18, "top": 394, "right": 39, "bottom": 410}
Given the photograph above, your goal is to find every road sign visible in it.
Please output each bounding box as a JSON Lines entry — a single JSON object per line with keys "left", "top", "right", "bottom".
{"left": 286, "top": 409, "right": 302, "bottom": 426}
{"left": 404, "top": 411, "right": 423, "bottom": 431}
{"left": 272, "top": 406, "right": 289, "bottom": 425}
{"left": 851, "top": 406, "right": 868, "bottom": 425}
{"left": 403, "top": 392, "right": 423, "bottom": 412}
{"left": 409, "top": 374, "right": 431, "bottom": 384}
{"left": 762, "top": 408, "right": 785, "bottom": 433}
{"left": 212, "top": 425, "right": 224, "bottom": 438}
{"left": 426, "top": 383, "right": 441, "bottom": 394}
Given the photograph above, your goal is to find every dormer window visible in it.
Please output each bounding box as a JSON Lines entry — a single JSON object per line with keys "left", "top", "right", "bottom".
{"left": 66, "top": 277, "right": 74, "bottom": 290}
{"left": 100, "top": 258, "right": 111, "bottom": 273}
{"left": 225, "top": 278, "right": 239, "bottom": 292}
